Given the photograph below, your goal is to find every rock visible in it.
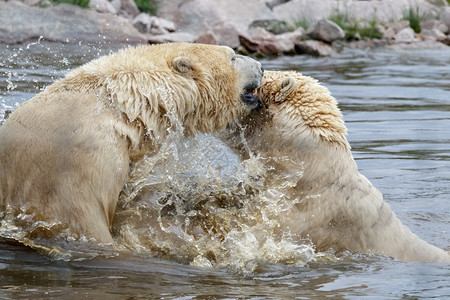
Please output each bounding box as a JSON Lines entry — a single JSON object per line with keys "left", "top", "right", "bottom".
{"left": 386, "top": 21, "right": 410, "bottom": 34}
{"left": 420, "top": 20, "right": 448, "bottom": 41}
{"left": 157, "top": 0, "right": 274, "bottom": 48}
{"left": 420, "top": 20, "right": 448, "bottom": 33}
{"left": 119, "top": 0, "right": 140, "bottom": 20}
{"left": 307, "top": 20, "right": 345, "bottom": 43}
{"left": 239, "top": 27, "right": 303, "bottom": 55}
{"left": 420, "top": 28, "right": 447, "bottom": 41}
{"left": 273, "top": 0, "right": 439, "bottom": 26}
{"left": 147, "top": 32, "right": 197, "bottom": 44}
{"left": 0, "top": 1, "right": 147, "bottom": 45}
{"left": 195, "top": 31, "right": 220, "bottom": 45}
{"left": 440, "top": 35, "right": 450, "bottom": 46}
{"left": 150, "top": 16, "right": 176, "bottom": 33}
{"left": 239, "top": 29, "right": 280, "bottom": 54}
{"left": 385, "top": 21, "right": 411, "bottom": 40}
{"left": 295, "top": 40, "right": 333, "bottom": 56}
{"left": 211, "top": 22, "right": 242, "bottom": 49}
{"left": 440, "top": 7, "right": 450, "bottom": 32}
{"left": 133, "top": 13, "right": 153, "bottom": 34}
{"left": 21, "top": 0, "right": 41, "bottom": 6}
{"left": 133, "top": 14, "right": 176, "bottom": 35}
{"left": 263, "top": 0, "right": 291, "bottom": 10}
{"left": 280, "top": 27, "right": 304, "bottom": 43}
{"left": 249, "top": 19, "right": 295, "bottom": 34}
{"left": 384, "top": 27, "right": 396, "bottom": 40}
{"left": 273, "top": 0, "right": 333, "bottom": 25}
{"left": 89, "top": 0, "right": 117, "bottom": 14}
{"left": 111, "top": 0, "right": 121, "bottom": 12}
{"left": 346, "top": 39, "right": 388, "bottom": 49}
{"left": 395, "top": 27, "right": 416, "bottom": 43}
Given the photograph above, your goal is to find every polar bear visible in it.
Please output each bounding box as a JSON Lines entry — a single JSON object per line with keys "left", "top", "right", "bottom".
{"left": 0, "top": 43, "right": 263, "bottom": 245}
{"left": 222, "top": 70, "right": 450, "bottom": 263}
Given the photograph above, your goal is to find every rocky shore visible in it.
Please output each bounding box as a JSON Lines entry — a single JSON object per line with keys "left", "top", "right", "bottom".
{"left": 0, "top": 0, "right": 449, "bottom": 56}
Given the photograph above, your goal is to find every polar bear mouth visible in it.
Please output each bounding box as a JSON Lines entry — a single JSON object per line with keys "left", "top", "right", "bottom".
{"left": 241, "top": 84, "right": 262, "bottom": 110}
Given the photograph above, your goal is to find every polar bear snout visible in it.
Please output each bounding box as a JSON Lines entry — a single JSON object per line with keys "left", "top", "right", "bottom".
{"left": 233, "top": 55, "right": 264, "bottom": 110}
{"left": 240, "top": 83, "right": 263, "bottom": 110}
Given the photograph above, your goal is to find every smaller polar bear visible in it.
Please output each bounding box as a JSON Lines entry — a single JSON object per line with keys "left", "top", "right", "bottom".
{"left": 223, "top": 70, "right": 450, "bottom": 263}
{"left": 0, "top": 43, "right": 263, "bottom": 245}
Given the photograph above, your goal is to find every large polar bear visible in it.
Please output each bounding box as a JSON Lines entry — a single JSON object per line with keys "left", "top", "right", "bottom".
{"left": 223, "top": 70, "right": 450, "bottom": 263}
{"left": 0, "top": 43, "right": 263, "bottom": 245}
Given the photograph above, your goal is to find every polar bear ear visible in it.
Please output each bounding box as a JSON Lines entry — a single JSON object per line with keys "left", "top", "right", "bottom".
{"left": 172, "top": 56, "right": 194, "bottom": 76}
{"left": 274, "top": 77, "right": 296, "bottom": 103}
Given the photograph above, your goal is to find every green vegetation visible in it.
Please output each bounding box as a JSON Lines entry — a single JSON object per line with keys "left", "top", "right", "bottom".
{"left": 53, "top": 0, "right": 90, "bottom": 8}
{"left": 358, "top": 19, "right": 384, "bottom": 39}
{"left": 134, "top": 0, "right": 158, "bottom": 14}
{"left": 403, "top": 6, "right": 422, "bottom": 33}
{"left": 329, "top": 12, "right": 383, "bottom": 40}
{"left": 293, "top": 15, "right": 314, "bottom": 30}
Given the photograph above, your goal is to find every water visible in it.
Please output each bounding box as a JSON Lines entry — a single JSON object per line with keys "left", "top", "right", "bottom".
{"left": 1, "top": 40, "right": 449, "bottom": 298}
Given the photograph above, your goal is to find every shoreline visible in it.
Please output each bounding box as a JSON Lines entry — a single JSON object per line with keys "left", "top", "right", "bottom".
{"left": 0, "top": 0, "right": 449, "bottom": 56}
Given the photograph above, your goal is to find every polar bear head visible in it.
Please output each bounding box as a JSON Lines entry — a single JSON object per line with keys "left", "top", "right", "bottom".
{"left": 227, "top": 70, "right": 350, "bottom": 156}
{"left": 64, "top": 43, "right": 264, "bottom": 142}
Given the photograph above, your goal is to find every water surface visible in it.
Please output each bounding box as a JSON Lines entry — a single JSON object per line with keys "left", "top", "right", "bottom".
{"left": 0, "top": 41, "right": 449, "bottom": 299}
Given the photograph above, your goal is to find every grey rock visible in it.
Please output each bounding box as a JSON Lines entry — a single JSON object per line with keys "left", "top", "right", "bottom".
{"left": 295, "top": 40, "right": 333, "bottom": 56}
{"left": 273, "top": 0, "right": 333, "bottom": 25}
{"left": 273, "top": 0, "right": 439, "bottom": 26}
{"left": 211, "top": 22, "right": 242, "bottom": 49}
{"left": 133, "top": 13, "right": 153, "bottom": 34}
{"left": 119, "top": 0, "right": 140, "bottom": 20}
{"left": 263, "top": 0, "right": 291, "bottom": 10}
{"left": 147, "top": 32, "right": 197, "bottom": 44}
{"left": 151, "top": 16, "right": 176, "bottom": 33}
{"left": 385, "top": 21, "right": 410, "bottom": 40}
{"left": 239, "top": 29, "right": 280, "bottom": 54}
{"left": 421, "top": 28, "right": 447, "bottom": 41}
{"left": 307, "top": 20, "right": 345, "bottom": 43}
{"left": 89, "top": 0, "right": 117, "bottom": 14}
{"left": 420, "top": 20, "right": 448, "bottom": 34}
{"left": 395, "top": 27, "right": 416, "bottom": 43}
{"left": 249, "top": 19, "right": 295, "bottom": 34}
{"left": 385, "top": 21, "right": 410, "bottom": 34}
{"left": 133, "top": 14, "right": 176, "bottom": 35}
{"left": 195, "top": 31, "right": 220, "bottom": 45}
{"left": 384, "top": 27, "right": 396, "bottom": 40}
{"left": 240, "top": 27, "right": 302, "bottom": 54}
{"left": 440, "top": 7, "right": 450, "bottom": 32}
{"left": 20, "top": 0, "right": 41, "bottom": 6}
{"left": 111, "top": 0, "right": 121, "bottom": 13}
{"left": 0, "top": 1, "right": 147, "bottom": 45}
{"left": 157, "top": 0, "right": 274, "bottom": 48}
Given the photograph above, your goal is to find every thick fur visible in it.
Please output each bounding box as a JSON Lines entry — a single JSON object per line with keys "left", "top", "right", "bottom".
{"left": 0, "top": 43, "right": 263, "bottom": 244}
{"left": 222, "top": 70, "right": 450, "bottom": 262}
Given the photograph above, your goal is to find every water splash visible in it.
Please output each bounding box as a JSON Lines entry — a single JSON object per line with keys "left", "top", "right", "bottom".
{"left": 114, "top": 133, "right": 317, "bottom": 270}
{"left": 6, "top": 72, "right": 17, "bottom": 91}
{"left": 0, "top": 204, "right": 119, "bottom": 261}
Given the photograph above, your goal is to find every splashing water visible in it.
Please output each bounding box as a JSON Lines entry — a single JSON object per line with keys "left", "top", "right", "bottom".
{"left": 114, "top": 131, "right": 317, "bottom": 270}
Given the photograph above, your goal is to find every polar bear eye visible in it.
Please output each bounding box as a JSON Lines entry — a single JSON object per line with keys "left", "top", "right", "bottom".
{"left": 231, "top": 55, "right": 237, "bottom": 63}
